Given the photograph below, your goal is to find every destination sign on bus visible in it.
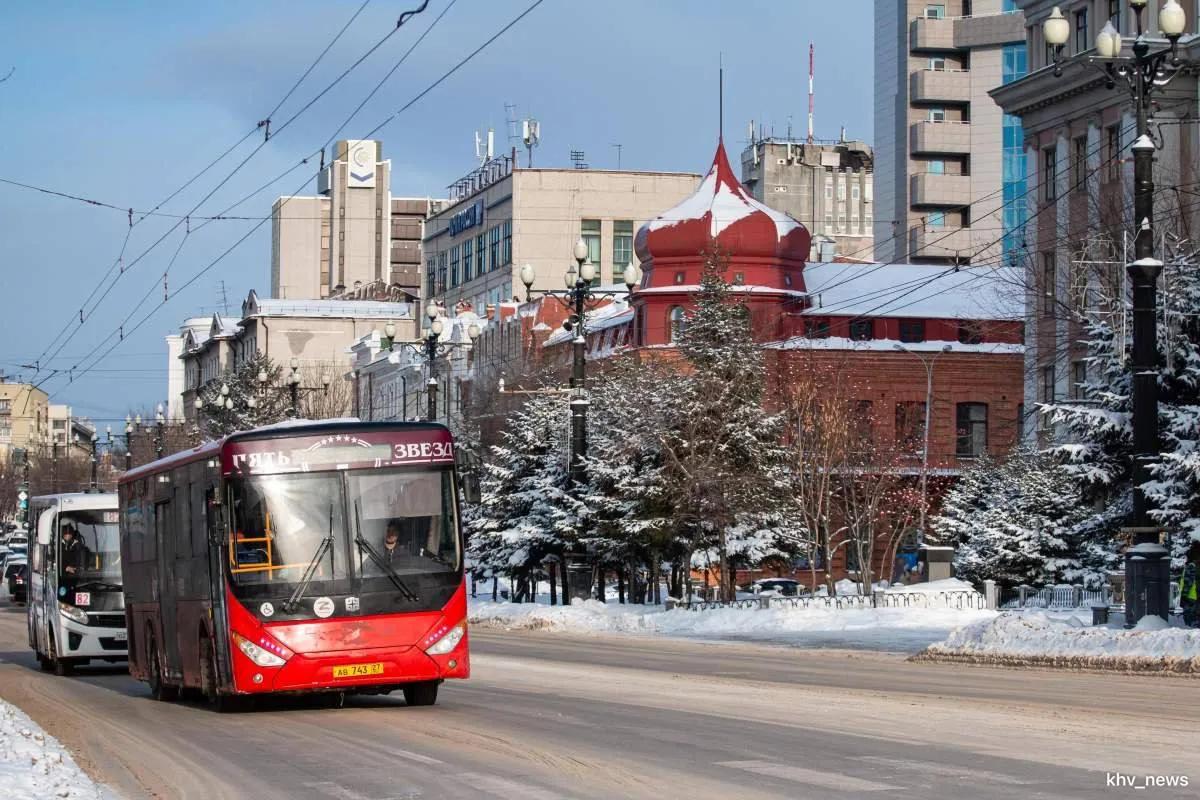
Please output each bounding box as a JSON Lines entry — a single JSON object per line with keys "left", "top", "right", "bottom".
{"left": 223, "top": 429, "right": 455, "bottom": 475}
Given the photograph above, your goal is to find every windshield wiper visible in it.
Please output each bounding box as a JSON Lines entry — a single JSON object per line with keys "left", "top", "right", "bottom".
{"left": 72, "top": 579, "right": 122, "bottom": 592}
{"left": 354, "top": 501, "right": 418, "bottom": 602}
{"left": 282, "top": 504, "right": 336, "bottom": 614}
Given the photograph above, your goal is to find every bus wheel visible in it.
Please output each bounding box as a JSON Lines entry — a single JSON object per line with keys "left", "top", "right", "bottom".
{"left": 147, "top": 635, "right": 177, "bottom": 702}
{"left": 402, "top": 681, "right": 439, "bottom": 707}
{"left": 200, "top": 637, "right": 237, "bottom": 712}
{"left": 48, "top": 633, "right": 73, "bottom": 676}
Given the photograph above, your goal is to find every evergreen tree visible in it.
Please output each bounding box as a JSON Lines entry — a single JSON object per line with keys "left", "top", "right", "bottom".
{"left": 196, "top": 353, "right": 293, "bottom": 438}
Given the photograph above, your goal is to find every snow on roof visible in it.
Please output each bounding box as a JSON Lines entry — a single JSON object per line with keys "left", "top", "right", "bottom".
{"left": 636, "top": 284, "right": 805, "bottom": 297}
{"left": 246, "top": 299, "right": 414, "bottom": 319}
{"left": 543, "top": 301, "right": 633, "bottom": 347}
{"left": 647, "top": 142, "right": 802, "bottom": 240}
{"left": 801, "top": 261, "right": 1022, "bottom": 321}
{"left": 764, "top": 336, "right": 1024, "bottom": 355}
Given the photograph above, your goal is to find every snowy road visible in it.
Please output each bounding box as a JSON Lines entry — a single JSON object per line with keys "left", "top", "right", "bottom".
{"left": 0, "top": 599, "right": 1197, "bottom": 799}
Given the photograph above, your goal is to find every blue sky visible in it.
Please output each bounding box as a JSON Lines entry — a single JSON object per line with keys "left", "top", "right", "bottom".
{"left": 0, "top": 0, "right": 872, "bottom": 424}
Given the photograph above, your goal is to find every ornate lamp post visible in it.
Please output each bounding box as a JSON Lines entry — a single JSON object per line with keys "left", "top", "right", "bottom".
{"left": 89, "top": 431, "right": 99, "bottom": 492}
{"left": 520, "top": 242, "right": 641, "bottom": 487}
{"left": 384, "top": 308, "right": 481, "bottom": 422}
{"left": 1045, "top": 0, "right": 1187, "bottom": 623}
{"left": 124, "top": 416, "right": 134, "bottom": 472}
{"left": 154, "top": 403, "right": 166, "bottom": 459}
{"left": 892, "top": 343, "right": 952, "bottom": 537}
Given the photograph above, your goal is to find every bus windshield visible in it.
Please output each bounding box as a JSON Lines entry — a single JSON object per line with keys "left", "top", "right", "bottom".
{"left": 228, "top": 472, "right": 350, "bottom": 597}
{"left": 59, "top": 510, "right": 121, "bottom": 584}
{"left": 349, "top": 468, "right": 461, "bottom": 583}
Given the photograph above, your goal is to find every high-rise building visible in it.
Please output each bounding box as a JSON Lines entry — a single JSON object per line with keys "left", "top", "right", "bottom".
{"left": 271, "top": 140, "right": 443, "bottom": 300}
{"left": 740, "top": 136, "right": 874, "bottom": 261}
{"left": 0, "top": 380, "right": 49, "bottom": 460}
{"left": 875, "top": 1, "right": 1027, "bottom": 265}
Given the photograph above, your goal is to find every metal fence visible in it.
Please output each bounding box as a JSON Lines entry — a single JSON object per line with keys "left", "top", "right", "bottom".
{"left": 680, "top": 589, "right": 986, "bottom": 613}
{"left": 998, "top": 581, "right": 1183, "bottom": 612}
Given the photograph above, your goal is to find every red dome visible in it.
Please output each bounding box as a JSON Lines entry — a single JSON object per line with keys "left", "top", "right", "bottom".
{"left": 635, "top": 141, "right": 811, "bottom": 265}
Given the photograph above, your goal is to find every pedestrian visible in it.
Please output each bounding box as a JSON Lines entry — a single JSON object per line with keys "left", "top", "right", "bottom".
{"left": 1181, "top": 562, "right": 1198, "bottom": 628}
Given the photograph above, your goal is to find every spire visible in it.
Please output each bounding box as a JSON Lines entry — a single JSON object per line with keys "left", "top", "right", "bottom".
{"left": 718, "top": 54, "right": 724, "bottom": 144}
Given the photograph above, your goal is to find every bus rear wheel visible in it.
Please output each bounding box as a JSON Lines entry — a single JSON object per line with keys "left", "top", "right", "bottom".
{"left": 147, "top": 635, "right": 177, "bottom": 702}
{"left": 402, "top": 681, "right": 439, "bottom": 707}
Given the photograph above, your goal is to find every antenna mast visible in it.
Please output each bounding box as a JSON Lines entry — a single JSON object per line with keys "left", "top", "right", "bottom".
{"left": 522, "top": 118, "right": 540, "bottom": 167}
{"left": 718, "top": 54, "right": 724, "bottom": 142}
{"left": 807, "top": 43, "right": 815, "bottom": 144}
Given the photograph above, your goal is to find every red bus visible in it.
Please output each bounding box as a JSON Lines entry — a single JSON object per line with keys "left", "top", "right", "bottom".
{"left": 118, "top": 421, "right": 469, "bottom": 709}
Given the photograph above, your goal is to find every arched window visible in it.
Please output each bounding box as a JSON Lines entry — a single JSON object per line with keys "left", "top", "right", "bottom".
{"left": 669, "top": 306, "right": 687, "bottom": 342}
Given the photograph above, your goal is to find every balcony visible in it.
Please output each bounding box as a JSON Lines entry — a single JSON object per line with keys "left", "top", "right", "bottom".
{"left": 910, "top": 120, "right": 971, "bottom": 155}
{"left": 908, "top": 226, "right": 974, "bottom": 261}
{"left": 910, "top": 16, "right": 956, "bottom": 51}
{"left": 910, "top": 173, "right": 971, "bottom": 207}
{"left": 910, "top": 69, "right": 970, "bottom": 104}
{"left": 953, "top": 11, "right": 1024, "bottom": 49}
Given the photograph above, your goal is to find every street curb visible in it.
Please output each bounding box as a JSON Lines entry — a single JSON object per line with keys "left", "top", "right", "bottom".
{"left": 909, "top": 650, "right": 1200, "bottom": 677}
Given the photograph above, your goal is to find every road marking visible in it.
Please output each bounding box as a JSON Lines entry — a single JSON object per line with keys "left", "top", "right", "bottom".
{"left": 855, "top": 755, "right": 1036, "bottom": 786}
{"left": 303, "top": 781, "right": 420, "bottom": 800}
{"left": 380, "top": 747, "right": 445, "bottom": 766}
{"left": 718, "top": 760, "right": 896, "bottom": 792}
{"left": 457, "top": 772, "right": 571, "bottom": 800}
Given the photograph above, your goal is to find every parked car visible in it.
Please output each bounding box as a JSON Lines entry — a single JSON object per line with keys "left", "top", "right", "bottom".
{"left": 5, "top": 558, "right": 27, "bottom": 603}
{"left": 751, "top": 578, "right": 803, "bottom": 597}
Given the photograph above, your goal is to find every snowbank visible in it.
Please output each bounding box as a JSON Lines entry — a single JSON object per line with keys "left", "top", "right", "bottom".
{"left": 0, "top": 699, "right": 109, "bottom": 799}
{"left": 919, "top": 613, "right": 1200, "bottom": 674}
{"left": 469, "top": 599, "right": 996, "bottom": 653}
{"left": 886, "top": 577, "right": 978, "bottom": 595}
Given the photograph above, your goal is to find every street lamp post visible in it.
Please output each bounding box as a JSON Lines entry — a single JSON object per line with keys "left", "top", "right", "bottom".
{"left": 124, "top": 416, "right": 134, "bottom": 472}
{"left": 893, "top": 343, "right": 952, "bottom": 536}
{"left": 521, "top": 243, "right": 641, "bottom": 601}
{"left": 89, "top": 432, "right": 98, "bottom": 492}
{"left": 1045, "top": 0, "right": 1185, "bottom": 623}
{"left": 384, "top": 308, "right": 481, "bottom": 422}
{"left": 154, "top": 403, "right": 165, "bottom": 459}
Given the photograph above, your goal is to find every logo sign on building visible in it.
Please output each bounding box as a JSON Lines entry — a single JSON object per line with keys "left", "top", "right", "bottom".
{"left": 448, "top": 200, "right": 484, "bottom": 236}
{"left": 347, "top": 139, "right": 377, "bottom": 188}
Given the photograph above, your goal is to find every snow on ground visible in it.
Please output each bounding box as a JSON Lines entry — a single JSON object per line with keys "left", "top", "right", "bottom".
{"left": 469, "top": 598, "right": 997, "bottom": 654}
{"left": 0, "top": 698, "right": 110, "bottom": 799}
{"left": 921, "top": 613, "right": 1200, "bottom": 672}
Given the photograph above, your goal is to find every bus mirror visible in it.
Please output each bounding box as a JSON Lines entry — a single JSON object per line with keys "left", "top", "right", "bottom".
{"left": 36, "top": 509, "right": 55, "bottom": 546}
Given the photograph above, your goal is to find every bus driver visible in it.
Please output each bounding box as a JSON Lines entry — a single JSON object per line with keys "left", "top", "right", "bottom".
{"left": 61, "top": 524, "right": 88, "bottom": 577}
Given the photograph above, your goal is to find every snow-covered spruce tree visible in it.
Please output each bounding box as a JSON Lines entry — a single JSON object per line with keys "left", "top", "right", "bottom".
{"left": 940, "top": 450, "right": 1095, "bottom": 588}
{"left": 196, "top": 353, "right": 293, "bottom": 438}
{"left": 1044, "top": 249, "right": 1200, "bottom": 569}
{"left": 656, "top": 243, "right": 791, "bottom": 600}
{"left": 467, "top": 392, "right": 588, "bottom": 598}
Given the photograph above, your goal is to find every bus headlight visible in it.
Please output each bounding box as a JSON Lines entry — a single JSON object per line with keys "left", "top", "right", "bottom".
{"left": 425, "top": 622, "right": 465, "bottom": 655}
{"left": 59, "top": 603, "right": 88, "bottom": 625}
{"left": 233, "top": 632, "right": 288, "bottom": 667}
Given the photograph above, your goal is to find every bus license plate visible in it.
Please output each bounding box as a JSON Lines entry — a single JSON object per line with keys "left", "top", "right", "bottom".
{"left": 113, "top": 631, "right": 127, "bottom": 642}
{"left": 333, "top": 662, "right": 384, "bottom": 679}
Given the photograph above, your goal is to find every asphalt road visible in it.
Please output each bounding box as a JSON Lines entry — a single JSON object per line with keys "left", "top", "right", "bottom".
{"left": 1, "top": 599, "right": 1197, "bottom": 800}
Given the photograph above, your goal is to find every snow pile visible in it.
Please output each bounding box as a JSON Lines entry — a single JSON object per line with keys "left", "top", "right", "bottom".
{"left": 0, "top": 699, "right": 108, "bottom": 799}
{"left": 886, "top": 577, "right": 978, "bottom": 594}
{"left": 920, "top": 613, "right": 1200, "bottom": 673}
{"left": 469, "top": 599, "right": 996, "bottom": 653}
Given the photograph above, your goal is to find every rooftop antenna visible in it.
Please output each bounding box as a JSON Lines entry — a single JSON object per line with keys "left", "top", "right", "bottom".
{"left": 570, "top": 150, "right": 588, "bottom": 169}
{"left": 807, "top": 43, "right": 815, "bottom": 144}
{"left": 522, "top": 118, "right": 541, "bottom": 167}
{"left": 474, "top": 128, "right": 495, "bottom": 166}
{"left": 611, "top": 143, "right": 622, "bottom": 170}
{"left": 718, "top": 53, "right": 724, "bottom": 143}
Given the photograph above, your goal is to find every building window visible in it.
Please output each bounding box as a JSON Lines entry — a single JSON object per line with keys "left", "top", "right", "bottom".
{"left": 502, "top": 220, "right": 512, "bottom": 267}
{"left": 733, "top": 272, "right": 745, "bottom": 285}
{"left": 899, "top": 319, "right": 926, "bottom": 343}
{"left": 1109, "top": 0, "right": 1120, "bottom": 32}
{"left": 1072, "top": 135, "right": 1087, "bottom": 191}
{"left": 849, "top": 319, "right": 873, "bottom": 341}
{"left": 489, "top": 226, "right": 501, "bottom": 271}
{"left": 1043, "top": 147, "right": 1057, "bottom": 202}
{"left": 674, "top": 271, "right": 686, "bottom": 284}
{"left": 928, "top": 159, "right": 945, "bottom": 174}
{"left": 425, "top": 258, "right": 435, "bottom": 294}
{"left": 895, "top": 402, "right": 927, "bottom": 451}
{"left": 1042, "top": 252, "right": 1056, "bottom": 314}
{"left": 462, "top": 239, "right": 473, "bottom": 283}
{"left": 1071, "top": 360, "right": 1088, "bottom": 399}
{"left": 1042, "top": 365, "right": 1056, "bottom": 402}
{"left": 926, "top": 212, "right": 946, "bottom": 228}
{"left": 853, "top": 400, "right": 875, "bottom": 445}
{"left": 955, "top": 403, "right": 988, "bottom": 457}
{"left": 805, "top": 319, "right": 830, "bottom": 339}
{"left": 924, "top": 4, "right": 945, "bottom": 18}
{"left": 1074, "top": 8, "right": 1088, "bottom": 54}
{"left": 613, "top": 220, "right": 633, "bottom": 274}
{"left": 476, "top": 233, "right": 487, "bottom": 275}
{"left": 449, "top": 245, "right": 460, "bottom": 288}
{"left": 957, "top": 321, "right": 983, "bottom": 344}
{"left": 928, "top": 107, "right": 947, "bottom": 122}
{"left": 581, "top": 219, "right": 601, "bottom": 281}
{"left": 928, "top": 56, "right": 946, "bottom": 70}
{"left": 1106, "top": 125, "right": 1121, "bottom": 180}
{"left": 669, "top": 306, "right": 687, "bottom": 342}
{"left": 436, "top": 252, "right": 447, "bottom": 293}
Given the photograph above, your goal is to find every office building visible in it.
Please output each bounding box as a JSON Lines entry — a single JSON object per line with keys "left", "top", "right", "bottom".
{"left": 0, "top": 380, "right": 49, "bottom": 460}
{"left": 875, "top": 0, "right": 1028, "bottom": 264}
